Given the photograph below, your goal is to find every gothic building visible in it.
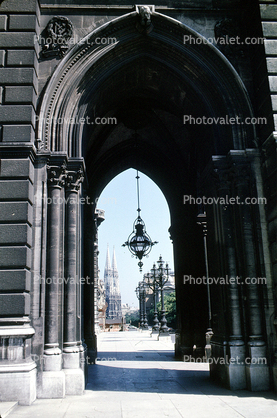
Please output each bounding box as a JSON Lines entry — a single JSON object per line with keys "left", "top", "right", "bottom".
{"left": 0, "top": 0, "right": 276, "bottom": 405}
{"left": 104, "top": 246, "right": 122, "bottom": 320}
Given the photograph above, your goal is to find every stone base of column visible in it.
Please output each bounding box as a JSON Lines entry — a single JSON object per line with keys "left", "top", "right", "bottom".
{"left": 246, "top": 342, "right": 270, "bottom": 392}
{"left": 210, "top": 341, "right": 227, "bottom": 386}
{"left": 79, "top": 343, "right": 88, "bottom": 386}
{"left": 246, "top": 364, "right": 270, "bottom": 391}
{"left": 43, "top": 347, "right": 63, "bottom": 371}
{"left": 64, "top": 368, "right": 85, "bottom": 395}
{"left": 225, "top": 342, "right": 247, "bottom": 390}
{"left": 63, "top": 350, "right": 80, "bottom": 369}
{"left": 79, "top": 342, "right": 87, "bottom": 374}
{"left": 225, "top": 362, "right": 247, "bottom": 390}
{"left": 37, "top": 371, "right": 65, "bottom": 399}
{"left": 0, "top": 362, "right": 36, "bottom": 405}
{"left": 246, "top": 344, "right": 270, "bottom": 391}
{"left": 151, "top": 330, "right": 159, "bottom": 340}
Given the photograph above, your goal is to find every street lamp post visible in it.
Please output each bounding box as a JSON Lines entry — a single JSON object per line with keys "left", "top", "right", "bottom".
{"left": 197, "top": 213, "right": 213, "bottom": 357}
{"left": 136, "top": 281, "right": 148, "bottom": 329}
{"left": 157, "top": 257, "right": 170, "bottom": 334}
{"left": 144, "top": 272, "right": 159, "bottom": 333}
{"left": 135, "top": 284, "right": 144, "bottom": 328}
{"left": 147, "top": 256, "right": 171, "bottom": 336}
{"left": 141, "top": 281, "right": 148, "bottom": 330}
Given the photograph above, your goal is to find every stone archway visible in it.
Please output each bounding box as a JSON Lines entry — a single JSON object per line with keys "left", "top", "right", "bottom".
{"left": 34, "top": 7, "right": 271, "bottom": 398}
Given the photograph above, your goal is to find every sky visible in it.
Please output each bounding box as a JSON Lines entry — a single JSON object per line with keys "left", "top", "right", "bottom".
{"left": 97, "top": 168, "right": 174, "bottom": 308}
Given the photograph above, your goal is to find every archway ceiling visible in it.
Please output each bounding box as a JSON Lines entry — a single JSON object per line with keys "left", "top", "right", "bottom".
{"left": 77, "top": 50, "right": 234, "bottom": 160}
{"left": 39, "top": 11, "right": 256, "bottom": 206}
{"left": 80, "top": 54, "right": 230, "bottom": 197}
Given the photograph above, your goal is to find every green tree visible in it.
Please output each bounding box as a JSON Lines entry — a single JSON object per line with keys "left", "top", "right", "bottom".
{"left": 125, "top": 310, "right": 140, "bottom": 327}
{"left": 149, "top": 292, "right": 176, "bottom": 328}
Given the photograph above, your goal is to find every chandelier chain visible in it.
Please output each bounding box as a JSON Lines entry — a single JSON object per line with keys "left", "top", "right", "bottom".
{"left": 136, "top": 170, "right": 141, "bottom": 215}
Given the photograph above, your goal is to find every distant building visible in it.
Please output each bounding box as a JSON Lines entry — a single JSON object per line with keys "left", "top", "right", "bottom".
{"left": 105, "top": 318, "right": 123, "bottom": 332}
{"left": 104, "top": 246, "right": 122, "bottom": 319}
{"left": 122, "top": 303, "right": 138, "bottom": 319}
{"left": 164, "top": 273, "right": 175, "bottom": 295}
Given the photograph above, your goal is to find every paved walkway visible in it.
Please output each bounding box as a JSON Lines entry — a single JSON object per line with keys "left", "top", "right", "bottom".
{"left": 7, "top": 331, "right": 277, "bottom": 417}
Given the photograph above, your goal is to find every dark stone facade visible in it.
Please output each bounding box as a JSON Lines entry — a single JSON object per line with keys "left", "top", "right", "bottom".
{"left": 0, "top": 0, "right": 276, "bottom": 404}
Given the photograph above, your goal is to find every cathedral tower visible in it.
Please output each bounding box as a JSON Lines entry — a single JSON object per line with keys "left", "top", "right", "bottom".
{"left": 104, "top": 245, "right": 122, "bottom": 319}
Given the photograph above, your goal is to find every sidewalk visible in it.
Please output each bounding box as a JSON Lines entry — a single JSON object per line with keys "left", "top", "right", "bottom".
{"left": 7, "top": 331, "right": 277, "bottom": 417}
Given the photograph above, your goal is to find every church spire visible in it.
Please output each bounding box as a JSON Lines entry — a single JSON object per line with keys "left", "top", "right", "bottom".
{"left": 112, "top": 246, "right": 118, "bottom": 273}
{"left": 103, "top": 244, "right": 121, "bottom": 320}
{"left": 105, "top": 244, "right": 111, "bottom": 273}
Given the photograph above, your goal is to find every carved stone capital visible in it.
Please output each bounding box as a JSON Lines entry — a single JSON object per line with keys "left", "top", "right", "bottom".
{"left": 65, "top": 168, "right": 84, "bottom": 192}
{"left": 47, "top": 163, "right": 67, "bottom": 187}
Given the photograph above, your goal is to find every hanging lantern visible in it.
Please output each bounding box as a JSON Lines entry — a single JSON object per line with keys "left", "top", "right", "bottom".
{"left": 122, "top": 171, "right": 157, "bottom": 272}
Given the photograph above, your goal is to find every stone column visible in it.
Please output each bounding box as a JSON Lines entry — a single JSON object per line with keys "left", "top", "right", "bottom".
{"left": 214, "top": 158, "right": 246, "bottom": 389}
{"left": 169, "top": 206, "right": 206, "bottom": 360}
{"left": 230, "top": 153, "right": 269, "bottom": 391}
{"left": 84, "top": 206, "right": 104, "bottom": 364}
{"left": 41, "top": 163, "right": 66, "bottom": 398}
{"left": 63, "top": 168, "right": 84, "bottom": 395}
{"left": 76, "top": 186, "right": 86, "bottom": 377}
{"left": 83, "top": 206, "right": 94, "bottom": 362}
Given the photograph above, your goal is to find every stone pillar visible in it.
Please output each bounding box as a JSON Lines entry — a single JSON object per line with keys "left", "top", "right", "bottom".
{"left": 261, "top": 134, "right": 277, "bottom": 390}
{"left": 40, "top": 163, "right": 66, "bottom": 398}
{"left": 214, "top": 158, "right": 246, "bottom": 389}
{"left": 170, "top": 206, "right": 207, "bottom": 360}
{"left": 170, "top": 218, "right": 193, "bottom": 358}
{"left": 83, "top": 206, "right": 94, "bottom": 362}
{"left": 76, "top": 185, "right": 86, "bottom": 378}
{"left": 63, "top": 167, "right": 84, "bottom": 395}
{"left": 83, "top": 205, "right": 104, "bottom": 364}
{"left": 230, "top": 153, "right": 270, "bottom": 391}
{"left": 94, "top": 240, "right": 100, "bottom": 334}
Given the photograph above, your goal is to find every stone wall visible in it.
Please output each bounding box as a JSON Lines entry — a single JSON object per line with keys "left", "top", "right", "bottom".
{"left": 0, "top": 0, "right": 276, "bottom": 404}
{"left": 0, "top": 0, "right": 39, "bottom": 405}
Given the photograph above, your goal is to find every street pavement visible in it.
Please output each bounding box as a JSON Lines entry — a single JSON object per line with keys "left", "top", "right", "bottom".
{"left": 5, "top": 330, "right": 277, "bottom": 417}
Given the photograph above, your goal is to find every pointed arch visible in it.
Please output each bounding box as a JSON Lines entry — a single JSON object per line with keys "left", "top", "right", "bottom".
{"left": 37, "top": 9, "right": 256, "bottom": 155}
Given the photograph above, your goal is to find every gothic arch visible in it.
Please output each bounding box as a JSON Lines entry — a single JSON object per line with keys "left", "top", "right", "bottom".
{"left": 37, "top": 9, "right": 256, "bottom": 156}
{"left": 35, "top": 8, "right": 270, "bottom": 396}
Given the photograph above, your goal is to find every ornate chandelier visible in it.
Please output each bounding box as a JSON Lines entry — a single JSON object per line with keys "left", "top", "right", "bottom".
{"left": 122, "top": 170, "right": 157, "bottom": 272}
